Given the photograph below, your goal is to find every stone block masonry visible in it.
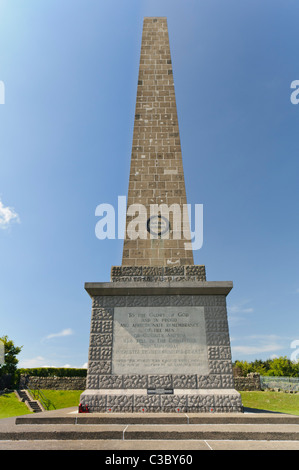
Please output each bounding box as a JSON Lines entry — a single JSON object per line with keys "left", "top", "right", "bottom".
{"left": 16, "top": 374, "right": 261, "bottom": 393}
{"left": 123, "top": 17, "right": 194, "bottom": 267}
{"left": 111, "top": 265, "right": 206, "bottom": 282}
{"left": 80, "top": 282, "right": 243, "bottom": 412}
{"left": 19, "top": 375, "right": 86, "bottom": 390}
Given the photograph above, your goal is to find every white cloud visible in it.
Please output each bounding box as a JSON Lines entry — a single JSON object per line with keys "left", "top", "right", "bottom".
{"left": 45, "top": 328, "right": 74, "bottom": 340}
{"left": 231, "top": 334, "right": 285, "bottom": 357}
{"left": 19, "top": 356, "right": 52, "bottom": 368}
{"left": 232, "top": 343, "right": 283, "bottom": 355}
{"left": 0, "top": 199, "right": 20, "bottom": 229}
{"left": 228, "top": 299, "right": 254, "bottom": 315}
{"left": 18, "top": 357, "right": 83, "bottom": 368}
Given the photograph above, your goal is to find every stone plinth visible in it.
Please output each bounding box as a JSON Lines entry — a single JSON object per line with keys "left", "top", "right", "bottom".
{"left": 80, "top": 280, "right": 243, "bottom": 412}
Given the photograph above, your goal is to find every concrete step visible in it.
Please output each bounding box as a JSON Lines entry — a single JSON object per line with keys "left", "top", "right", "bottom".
{"left": 14, "top": 390, "right": 44, "bottom": 413}
{"left": 15, "top": 390, "right": 28, "bottom": 402}
{"left": 26, "top": 401, "right": 43, "bottom": 413}
{"left": 15, "top": 409, "right": 299, "bottom": 425}
{"left": 2, "top": 422, "right": 299, "bottom": 442}
{"left": 0, "top": 408, "right": 296, "bottom": 441}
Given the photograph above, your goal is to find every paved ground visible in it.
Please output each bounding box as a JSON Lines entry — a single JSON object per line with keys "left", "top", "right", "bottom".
{"left": 0, "top": 438, "right": 299, "bottom": 450}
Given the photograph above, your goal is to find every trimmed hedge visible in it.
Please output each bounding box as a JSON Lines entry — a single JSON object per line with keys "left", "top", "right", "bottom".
{"left": 18, "top": 368, "right": 87, "bottom": 378}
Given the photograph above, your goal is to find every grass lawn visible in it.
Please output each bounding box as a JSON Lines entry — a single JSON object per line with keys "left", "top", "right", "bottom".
{"left": 0, "top": 392, "right": 33, "bottom": 419}
{"left": 35, "top": 389, "right": 83, "bottom": 410}
{"left": 240, "top": 391, "right": 299, "bottom": 415}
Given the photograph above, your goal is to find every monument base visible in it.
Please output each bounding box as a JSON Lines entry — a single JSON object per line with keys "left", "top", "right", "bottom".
{"left": 80, "top": 389, "right": 242, "bottom": 413}
{"left": 81, "top": 266, "right": 243, "bottom": 413}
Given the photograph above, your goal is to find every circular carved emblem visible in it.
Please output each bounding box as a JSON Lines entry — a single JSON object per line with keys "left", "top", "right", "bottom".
{"left": 146, "top": 215, "right": 170, "bottom": 236}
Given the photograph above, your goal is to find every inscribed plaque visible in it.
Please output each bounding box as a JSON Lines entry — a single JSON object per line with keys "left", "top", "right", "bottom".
{"left": 112, "top": 306, "right": 208, "bottom": 375}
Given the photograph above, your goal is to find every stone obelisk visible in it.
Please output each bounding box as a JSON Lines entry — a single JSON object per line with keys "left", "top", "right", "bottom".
{"left": 122, "top": 16, "right": 194, "bottom": 267}
{"left": 80, "top": 17, "right": 243, "bottom": 413}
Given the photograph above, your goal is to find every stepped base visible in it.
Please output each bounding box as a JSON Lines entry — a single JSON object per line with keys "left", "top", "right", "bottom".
{"left": 3, "top": 407, "right": 299, "bottom": 443}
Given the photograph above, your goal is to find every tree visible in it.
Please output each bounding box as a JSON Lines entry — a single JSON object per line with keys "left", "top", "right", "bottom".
{"left": 266, "top": 356, "right": 297, "bottom": 377}
{"left": 0, "top": 335, "right": 22, "bottom": 376}
{"left": 233, "top": 356, "right": 299, "bottom": 377}
{"left": 233, "top": 360, "right": 252, "bottom": 377}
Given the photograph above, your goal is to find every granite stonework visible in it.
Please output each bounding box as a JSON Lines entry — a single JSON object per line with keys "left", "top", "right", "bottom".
{"left": 80, "top": 280, "right": 243, "bottom": 412}
{"left": 80, "top": 17, "right": 243, "bottom": 413}
{"left": 111, "top": 265, "right": 206, "bottom": 282}
{"left": 121, "top": 17, "right": 194, "bottom": 267}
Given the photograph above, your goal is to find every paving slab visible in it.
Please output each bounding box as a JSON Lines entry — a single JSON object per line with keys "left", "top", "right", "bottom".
{"left": 0, "top": 439, "right": 298, "bottom": 451}
{"left": 124, "top": 423, "right": 299, "bottom": 441}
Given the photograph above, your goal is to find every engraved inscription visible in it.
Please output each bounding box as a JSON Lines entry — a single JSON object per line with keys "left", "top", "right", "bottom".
{"left": 112, "top": 307, "right": 208, "bottom": 375}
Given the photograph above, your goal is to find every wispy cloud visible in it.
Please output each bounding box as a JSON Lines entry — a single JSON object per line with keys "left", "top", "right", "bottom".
{"left": 19, "top": 356, "right": 49, "bottom": 368}
{"left": 228, "top": 299, "right": 254, "bottom": 315}
{"left": 45, "top": 328, "right": 74, "bottom": 340}
{"left": 0, "top": 198, "right": 20, "bottom": 229}
{"left": 231, "top": 334, "right": 285, "bottom": 357}
{"left": 19, "top": 356, "right": 82, "bottom": 368}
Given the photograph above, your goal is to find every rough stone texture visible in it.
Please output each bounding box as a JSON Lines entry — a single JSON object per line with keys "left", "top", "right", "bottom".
{"left": 16, "top": 374, "right": 260, "bottom": 393}
{"left": 187, "top": 393, "right": 214, "bottom": 410}
{"left": 134, "top": 394, "right": 161, "bottom": 412}
{"left": 123, "top": 375, "right": 148, "bottom": 388}
{"left": 148, "top": 375, "right": 173, "bottom": 389}
{"left": 19, "top": 375, "right": 86, "bottom": 390}
{"left": 80, "top": 390, "right": 242, "bottom": 413}
{"left": 107, "top": 394, "right": 134, "bottom": 413}
{"left": 85, "top": 292, "right": 235, "bottom": 393}
{"left": 81, "top": 287, "right": 243, "bottom": 412}
{"left": 111, "top": 265, "right": 206, "bottom": 282}
{"left": 172, "top": 375, "right": 197, "bottom": 389}
{"left": 234, "top": 373, "right": 262, "bottom": 391}
{"left": 161, "top": 394, "right": 188, "bottom": 412}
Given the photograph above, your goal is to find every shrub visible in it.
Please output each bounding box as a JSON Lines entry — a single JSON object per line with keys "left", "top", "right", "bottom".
{"left": 18, "top": 367, "right": 87, "bottom": 378}
{"left": 233, "top": 357, "right": 299, "bottom": 377}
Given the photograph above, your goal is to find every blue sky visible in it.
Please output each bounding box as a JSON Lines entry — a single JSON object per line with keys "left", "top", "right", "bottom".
{"left": 0, "top": 0, "right": 298, "bottom": 368}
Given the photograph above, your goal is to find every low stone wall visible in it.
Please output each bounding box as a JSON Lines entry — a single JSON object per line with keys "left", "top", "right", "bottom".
{"left": 19, "top": 375, "right": 86, "bottom": 390}
{"left": 234, "top": 373, "right": 261, "bottom": 391}
{"left": 18, "top": 373, "right": 261, "bottom": 392}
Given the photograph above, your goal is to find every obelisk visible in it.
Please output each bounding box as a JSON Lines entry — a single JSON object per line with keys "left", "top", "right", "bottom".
{"left": 80, "top": 17, "right": 243, "bottom": 413}
{"left": 122, "top": 16, "right": 193, "bottom": 267}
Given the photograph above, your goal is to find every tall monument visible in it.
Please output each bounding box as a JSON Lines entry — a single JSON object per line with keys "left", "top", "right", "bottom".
{"left": 80, "top": 17, "right": 243, "bottom": 413}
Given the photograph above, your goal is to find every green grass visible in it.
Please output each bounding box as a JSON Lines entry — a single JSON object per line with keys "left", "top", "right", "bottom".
{"left": 0, "top": 392, "right": 33, "bottom": 419}
{"left": 0, "top": 390, "right": 83, "bottom": 419}
{"left": 35, "top": 389, "right": 83, "bottom": 410}
{"left": 240, "top": 391, "right": 299, "bottom": 415}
